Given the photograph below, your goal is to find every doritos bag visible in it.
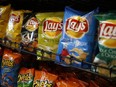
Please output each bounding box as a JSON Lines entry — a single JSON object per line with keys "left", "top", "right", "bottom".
{"left": 56, "top": 6, "right": 98, "bottom": 68}
{"left": 93, "top": 13, "right": 116, "bottom": 77}
{"left": 36, "top": 12, "right": 64, "bottom": 60}
{"left": 1, "top": 49, "right": 22, "bottom": 87}
{"left": 6, "top": 10, "right": 24, "bottom": 43}
{"left": 17, "top": 67, "right": 35, "bottom": 87}
{"left": 33, "top": 70, "right": 58, "bottom": 87}
{"left": 0, "top": 4, "right": 11, "bottom": 38}
{"left": 21, "top": 13, "right": 39, "bottom": 52}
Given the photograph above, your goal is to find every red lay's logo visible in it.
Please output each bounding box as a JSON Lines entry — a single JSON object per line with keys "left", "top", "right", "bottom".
{"left": 99, "top": 22, "right": 116, "bottom": 39}
{"left": 65, "top": 16, "right": 89, "bottom": 38}
{"left": 25, "top": 17, "right": 39, "bottom": 31}
{"left": 10, "top": 14, "right": 20, "bottom": 23}
{"left": 42, "top": 17, "right": 63, "bottom": 38}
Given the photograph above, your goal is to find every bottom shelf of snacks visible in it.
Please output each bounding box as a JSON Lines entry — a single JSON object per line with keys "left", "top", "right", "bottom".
{"left": 0, "top": 39, "right": 116, "bottom": 87}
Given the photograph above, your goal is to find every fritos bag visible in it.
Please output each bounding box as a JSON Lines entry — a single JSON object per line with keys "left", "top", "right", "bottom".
{"left": 36, "top": 12, "right": 64, "bottom": 60}
{"left": 17, "top": 67, "right": 35, "bottom": 87}
{"left": 93, "top": 13, "right": 116, "bottom": 77}
{"left": 56, "top": 6, "right": 98, "bottom": 68}
{"left": 1, "top": 49, "right": 22, "bottom": 87}
{"left": 21, "top": 13, "right": 39, "bottom": 52}
{"left": 0, "top": 4, "right": 11, "bottom": 38}
{"left": 6, "top": 10, "right": 23, "bottom": 43}
{"left": 33, "top": 70, "right": 58, "bottom": 87}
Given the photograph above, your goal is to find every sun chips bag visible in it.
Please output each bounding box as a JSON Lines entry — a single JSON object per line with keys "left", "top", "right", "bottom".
{"left": 36, "top": 12, "right": 64, "bottom": 60}
{"left": 56, "top": 6, "right": 98, "bottom": 68}
{"left": 1, "top": 49, "right": 22, "bottom": 87}
{"left": 94, "top": 13, "right": 116, "bottom": 77}
{"left": 17, "top": 67, "right": 35, "bottom": 87}
{"left": 0, "top": 4, "right": 11, "bottom": 38}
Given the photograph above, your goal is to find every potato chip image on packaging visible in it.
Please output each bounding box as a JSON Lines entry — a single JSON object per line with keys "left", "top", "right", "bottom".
{"left": 0, "top": 4, "right": 11, "bottom": 38}
{"left": 56, "top": 6, "right": 98, "bottom": 68}
{"left": 94, "top": 13, "right": 116, "bottom": 77}
{"left": 6, "top": 10, "right": 24, "bottom": 43}
{"left": 36, "top": 12, "right": 64, "bottom": 60}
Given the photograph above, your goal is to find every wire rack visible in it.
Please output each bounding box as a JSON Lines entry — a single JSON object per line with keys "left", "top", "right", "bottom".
{"left": 0, "top": 38, "right": 116, "bottom": 87}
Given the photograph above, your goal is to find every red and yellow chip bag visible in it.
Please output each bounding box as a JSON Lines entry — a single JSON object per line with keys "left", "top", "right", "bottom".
{"left": 33, "top": 70, "right": 58, "bottom": 87}
{"left": 0, "top": 4, "right": 11, "bottom": 38}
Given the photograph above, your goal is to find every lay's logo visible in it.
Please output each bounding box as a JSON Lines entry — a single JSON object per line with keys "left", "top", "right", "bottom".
{"left": 99, "top": 22, "right": 116, "bottom": 39}
{"left": 42, "top": 17, "right": 63, "bottom": 38}
{"left": 65, "top": 16, "right": 89, "bottom": 38}
{"left": 25, "top": 17, "right": 39, "bottom": 31}
{"left": 43, "top": 20, "right": 62, "bottom": 32}
{"left": 10, "top": 14, "right": 20, "bottom": 23}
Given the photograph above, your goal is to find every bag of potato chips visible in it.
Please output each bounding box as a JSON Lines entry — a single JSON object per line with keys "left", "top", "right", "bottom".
{"left": 21, "top": 13, "right": 39, "bottom": 52}
{"left": 17, "top": 67, "right": 35, "bottom": 87}
{"left": 6, "top": 10, "right": 24, "bottom": 43}
{"left": 0, "top": 4, "right": 11, "bottom": 38}
{"left": 93, "top": 13, "right": 116, "bottom": 77}
{"left": 56, "top": 6, "right": 98, "bottom": 68}
{"left": 36, "top": 12, "right": 64, "bottom": 60}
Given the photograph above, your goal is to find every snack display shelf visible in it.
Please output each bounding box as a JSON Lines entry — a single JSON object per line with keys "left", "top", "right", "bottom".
{"left": 0, "top": 38, "right": 116, "bottom": 86}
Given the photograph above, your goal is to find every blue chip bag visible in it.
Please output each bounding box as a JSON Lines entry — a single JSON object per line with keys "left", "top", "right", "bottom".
{"left": 1, "top": 49, "right": 22, "bottom": 87}
{"left": 56, "top": 6, "right": 98, "bottom": 68}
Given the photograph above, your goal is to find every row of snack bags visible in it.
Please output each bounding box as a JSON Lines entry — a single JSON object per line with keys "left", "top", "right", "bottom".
{"left": 0, "top": 48, "right": 100, "bottom": 87}
{"left": 0, "top": 4, "right": 116, "bottom": 77}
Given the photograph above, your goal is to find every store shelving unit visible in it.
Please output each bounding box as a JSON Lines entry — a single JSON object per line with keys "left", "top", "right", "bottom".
{"left": 0, "top": 0, "right": 116, "bottom": 87}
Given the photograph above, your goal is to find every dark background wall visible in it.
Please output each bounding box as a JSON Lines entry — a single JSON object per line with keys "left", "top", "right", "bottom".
{"left": 0, "top": 0, "right": 116, "bottom": 12}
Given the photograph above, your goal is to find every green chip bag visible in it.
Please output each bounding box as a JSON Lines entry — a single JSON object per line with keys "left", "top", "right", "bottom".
{"left": 36, "top": 12, "right": 64, "bottom": 60}
{"left": 17, "top": 67, "right": 35, "bottom": 87}
{"left": 94, "top": 13, "right": 116, "bottom": 77}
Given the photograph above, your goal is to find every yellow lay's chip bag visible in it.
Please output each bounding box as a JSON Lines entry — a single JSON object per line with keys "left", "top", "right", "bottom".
{"left": 6, "top": 10, "right": 24, "bottom": 43}
{"left": 0, "top": 4, "right": 11, "bottom": 38}
{"left": 36, "top": 12, "right": 64, "bottom": 60}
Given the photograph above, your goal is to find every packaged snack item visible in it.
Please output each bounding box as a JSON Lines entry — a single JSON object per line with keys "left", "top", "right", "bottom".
{"left": 0, "top": 4, "right": 11, "bottom": 38}
{"left": 33, "top": 70, "right": 58, "bottom": 87}
{"left": 93, "top": 13, "right": 116, "bottom": 77}
{"left": 17, "top": 67, "right": 35, "bottom": 87}
{"left": 6, "top": 10, "right": 24, "bottom": 43}
{"left": 21, "top": 13, "right": 39, "bottom": 52}
{"left": 1, "top": 49, "right": 22, "bottom": 87}
{"left": 56, "top": 6, "right": 98, "bottom": 68}
{"left": 0, "top": 46, "right": 3, "bottom": 85}
{"left": 36, "top": 12, "right": 64, "bottom": 60}
{"left": 56, "top": 77, "right": 87, "bottom": 87}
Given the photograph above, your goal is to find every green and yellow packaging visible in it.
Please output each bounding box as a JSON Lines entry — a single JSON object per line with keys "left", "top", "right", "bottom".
{"left": 36, "top": 12, "right": 64, "bottom": 60}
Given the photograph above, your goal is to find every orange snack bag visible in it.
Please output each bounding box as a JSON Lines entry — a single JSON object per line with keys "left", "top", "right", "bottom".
{"left": 33, "top": 70, "right": 58, "bottom": 87}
